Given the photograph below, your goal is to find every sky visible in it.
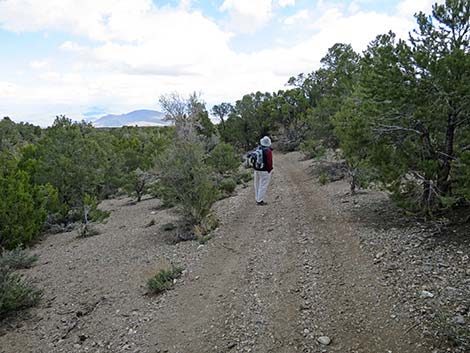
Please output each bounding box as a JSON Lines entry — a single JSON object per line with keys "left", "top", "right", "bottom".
{"left": 0, "top": 0, "right": 443, "bottom": 126}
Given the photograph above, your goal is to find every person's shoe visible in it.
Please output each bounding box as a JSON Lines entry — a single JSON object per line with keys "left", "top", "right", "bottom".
{"left": 256, "top": 201, "right": 267, "bottom": 206}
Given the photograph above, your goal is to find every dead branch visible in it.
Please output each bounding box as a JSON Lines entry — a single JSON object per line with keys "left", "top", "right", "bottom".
{"left": 373, "top": 124, "right": 422, "bottom": 135}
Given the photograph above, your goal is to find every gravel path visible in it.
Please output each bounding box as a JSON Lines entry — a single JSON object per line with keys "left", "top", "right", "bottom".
{"left": 0, "top": 152, "right": 435, "bottom": 353}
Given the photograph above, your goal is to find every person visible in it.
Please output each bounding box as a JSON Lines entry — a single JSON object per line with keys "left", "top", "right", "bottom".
{"left": 254, "top": 136, "right": 273, "bottom": 206}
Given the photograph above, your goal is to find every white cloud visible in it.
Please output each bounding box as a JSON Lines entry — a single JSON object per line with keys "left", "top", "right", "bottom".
{"left": 0, "top": 82, "right": 18, "bottom": 98}
{"left": 220, "top": 0, "right": 273, "bottom": 33}
{"left": 278, "top": 0, "right": 295, "bottom": 7}
{"left": 397, "top": 0, "right": 444, "bottom": 17}
{"left": 60, "top": 41, "right": 86, "bottom": 53}
{"left": 30, "top": 60, "right": 49, "bottom": 69}
{"left": 179, "top": 0, "right": 192, "bottom": 10}
{"left": 309, "top": 10, "right": 412, "bottom": 52}
{"left": 283, "top": 9, "right": 309, "bottom": 25}
{"left": 38, "top": 71, "right": 62, "bottom": 81}
{"left": 0, "top": 0, "right": 440, "bottom": 125}
{"left": 347, "top": 1, "right": 361, "bottom": 14}
{"left": 0, "top": 0, "right": 155, "bottom": 42}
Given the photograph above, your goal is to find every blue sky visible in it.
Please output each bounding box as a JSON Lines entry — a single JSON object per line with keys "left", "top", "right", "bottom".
{"left": 0, "top": 0, "right": 441, "bottom": 126}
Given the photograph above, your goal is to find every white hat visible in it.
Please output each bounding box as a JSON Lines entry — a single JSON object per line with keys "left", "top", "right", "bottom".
{"left": 260, "top": 136, "right": 271, "bottom": 147}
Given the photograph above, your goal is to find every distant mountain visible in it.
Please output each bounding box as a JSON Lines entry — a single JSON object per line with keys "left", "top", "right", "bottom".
{"left": 92, "top": 109, "right": 170, "bottom": 127}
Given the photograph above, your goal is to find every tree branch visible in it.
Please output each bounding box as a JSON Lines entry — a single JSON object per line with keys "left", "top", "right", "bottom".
{"left": 455, "top": 116, "right": 470, "bottom": 127}
{"left": 373, "top": 124, "right": 423, "bottom": 135}
{"left": 437, "top": 151, "right": 457, "bottom": 160}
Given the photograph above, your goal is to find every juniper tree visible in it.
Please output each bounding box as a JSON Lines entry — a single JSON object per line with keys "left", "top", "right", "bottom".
{"left": 0, "top": 152, "right": 57, "bottom": 249}
{"left": 334, "top": 0, "right": 470, "bottom": 212}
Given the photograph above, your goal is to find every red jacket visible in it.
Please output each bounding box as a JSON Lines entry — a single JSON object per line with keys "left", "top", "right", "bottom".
{"left": 254, "top": 147, "right": 273, "bottom": 172}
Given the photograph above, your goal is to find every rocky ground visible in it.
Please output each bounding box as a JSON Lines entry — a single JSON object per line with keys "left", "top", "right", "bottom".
{"left": 1, "top": 152, "right": 469, "bottom": 353}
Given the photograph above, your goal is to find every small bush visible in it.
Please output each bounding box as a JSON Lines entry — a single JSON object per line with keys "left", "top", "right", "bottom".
{"left": 194, "top": 226, "right": 211, "bottom": 243}
{"left": 156, "top": 141, "right": 219, "bottom": 225}
{"left": 194, "top": 214, "right": 219, "bottom": 243}
{"left": 237, "top": 171, "right": 252, "bottom": 184}
{"left": 83, "top": 195, "right": 110, "bottom": 223}
{"left": 0, "top": 248, "right": 38, "bottom": 270}
{"left": 433, "top": 309, "right": 470, "bottom": 350}
{"left": 123, "top": 169, "right": 154, "bottom": 202}
{"left": 0, "top": 267, "right": 41, "bottom": 317}
{"left": 147, "top": 266, "right": 183, "bottom": 295}
{"left": 300, "top": 139, "right": 326, "bottom": 159}
{"left": 207, "top": 142, "right": 240, "bottom": 175}
{"left": 319, "top": 172, "right": 329, "bottom": 185}
{"left": 219, "top": 178, "right": 237, "bottom": 194}
{"left": 77, "top": 224, "right": 100, "bottom": 238}
{"left": 76, "top": 195, "right": 107, "bottom": 238}
{"left": 150, "top": 181, "right": 178, "bottom": 208}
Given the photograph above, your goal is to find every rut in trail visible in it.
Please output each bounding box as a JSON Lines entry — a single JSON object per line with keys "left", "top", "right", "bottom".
{"left": 0, "top": 153, "right": 430, "bottom": 353}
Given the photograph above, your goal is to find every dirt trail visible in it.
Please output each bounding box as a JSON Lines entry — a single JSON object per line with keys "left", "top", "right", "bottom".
{"left": 0, "top": 152, "right": 430, "bottom": 353}
{"left": 147, "top": 152, "right": 428, "bottom": 353}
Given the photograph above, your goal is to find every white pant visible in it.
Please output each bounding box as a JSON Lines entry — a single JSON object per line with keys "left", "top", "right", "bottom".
{"left": 254, "top": 170, "right": 271, "bottom": 203}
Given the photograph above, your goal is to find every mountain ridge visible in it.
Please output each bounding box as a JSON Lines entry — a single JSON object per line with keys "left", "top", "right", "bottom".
{"left": 93, "top": 109, "right": 170, "bottom": 127}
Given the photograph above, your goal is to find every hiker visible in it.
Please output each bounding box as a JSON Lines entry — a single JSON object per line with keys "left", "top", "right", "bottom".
{"left": 254, "top": 136, "right": 273, "bottom": 206}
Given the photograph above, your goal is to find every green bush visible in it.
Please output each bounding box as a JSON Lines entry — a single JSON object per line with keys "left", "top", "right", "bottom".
{"left": 207, "top": 142, "right": 240, "bottom": 175}
{"left": 77, "top": 224, "right": 100, "bottom": 238}
{"left": 0, "top": 248, "right": 38, "bottom": 270}
{"left": 300, "top": 139, "right": 326, "bottom": 159}
{"left": 82, "top": 195, "right": 110, "bottom": 223}
{"left": 0, "top": 152, "right": 58, "bottom": 250}
{"left": 237, "top": 171, "right": 252, "bottom": 184}
{"left": 219, "top": 178, "right": 237, "bottom": 194}
{"left": 156, "top": 142, "right": 219, "bottom": 225}
{"left": 147, "top": 266, "right": 183, "bottom": 295}
{"left": 0, "top": 266, "right": 41, "bottom": 317}
{"left": 319, "top": 172, "right": 329, "bottom": 185}
{"left": 76, "top": 195, "right": 107, "bottom": 238}
{"left": 123, "top": 168, "right": 153, "bottom": 202}
{"left": 194, "top": 214, "right": 219, "bottom": 243}
{"left": 150, "top": 181, "right": 178, "bottom": 208}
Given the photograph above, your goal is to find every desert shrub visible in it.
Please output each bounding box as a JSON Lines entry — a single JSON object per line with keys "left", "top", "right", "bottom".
{"left": 156, "top": 141, "right": 219, "bottom": 225}
{"left": 147, "top": 266, "right": 183, "bottom": 295}
{"left": 77, "top": 224, "right": 100, "bottom": 238}
{"left": 0, "top": 152, "right": 58, "bottom": 249}
{"left": 194, "top": 214, "right": 219, "bottom": 243}
{"left": 319, "top": 172, "right": 329, "bottom": 185}
{"left": 219, "top": 178, "right": 237, "bottom": 194}
{"left": 0, "top": 266, "right": 41, "bottom": 317}
{"left": 76, "top": 195, "right": 108, "bottom": 238}
{"left": 0, "top": 248, "right": 38, "bottom": 270}
{"left": 300, "top": 139, "right": 326, "bottom": 159}
{"left": 237, "top": 171, "right": 252, "bottom": 184}
{"left": 207, "top": 142, "right": 240, "bottom": 175}
{"left": 150, "top": 181, "right": 178, "bottom": 208}
{"left": 433, "top": 309, "right": 470, "bottom": 350}
{"left": 123, "top": 168, "right": 154, "bottom": 202}
{"left": 81, "top": 195, "right": 110, "bottom": 224}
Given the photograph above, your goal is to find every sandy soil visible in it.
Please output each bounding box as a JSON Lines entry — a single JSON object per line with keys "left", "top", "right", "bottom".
{"left": 0, "top": 152, "right": 454, "bottom": 353}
